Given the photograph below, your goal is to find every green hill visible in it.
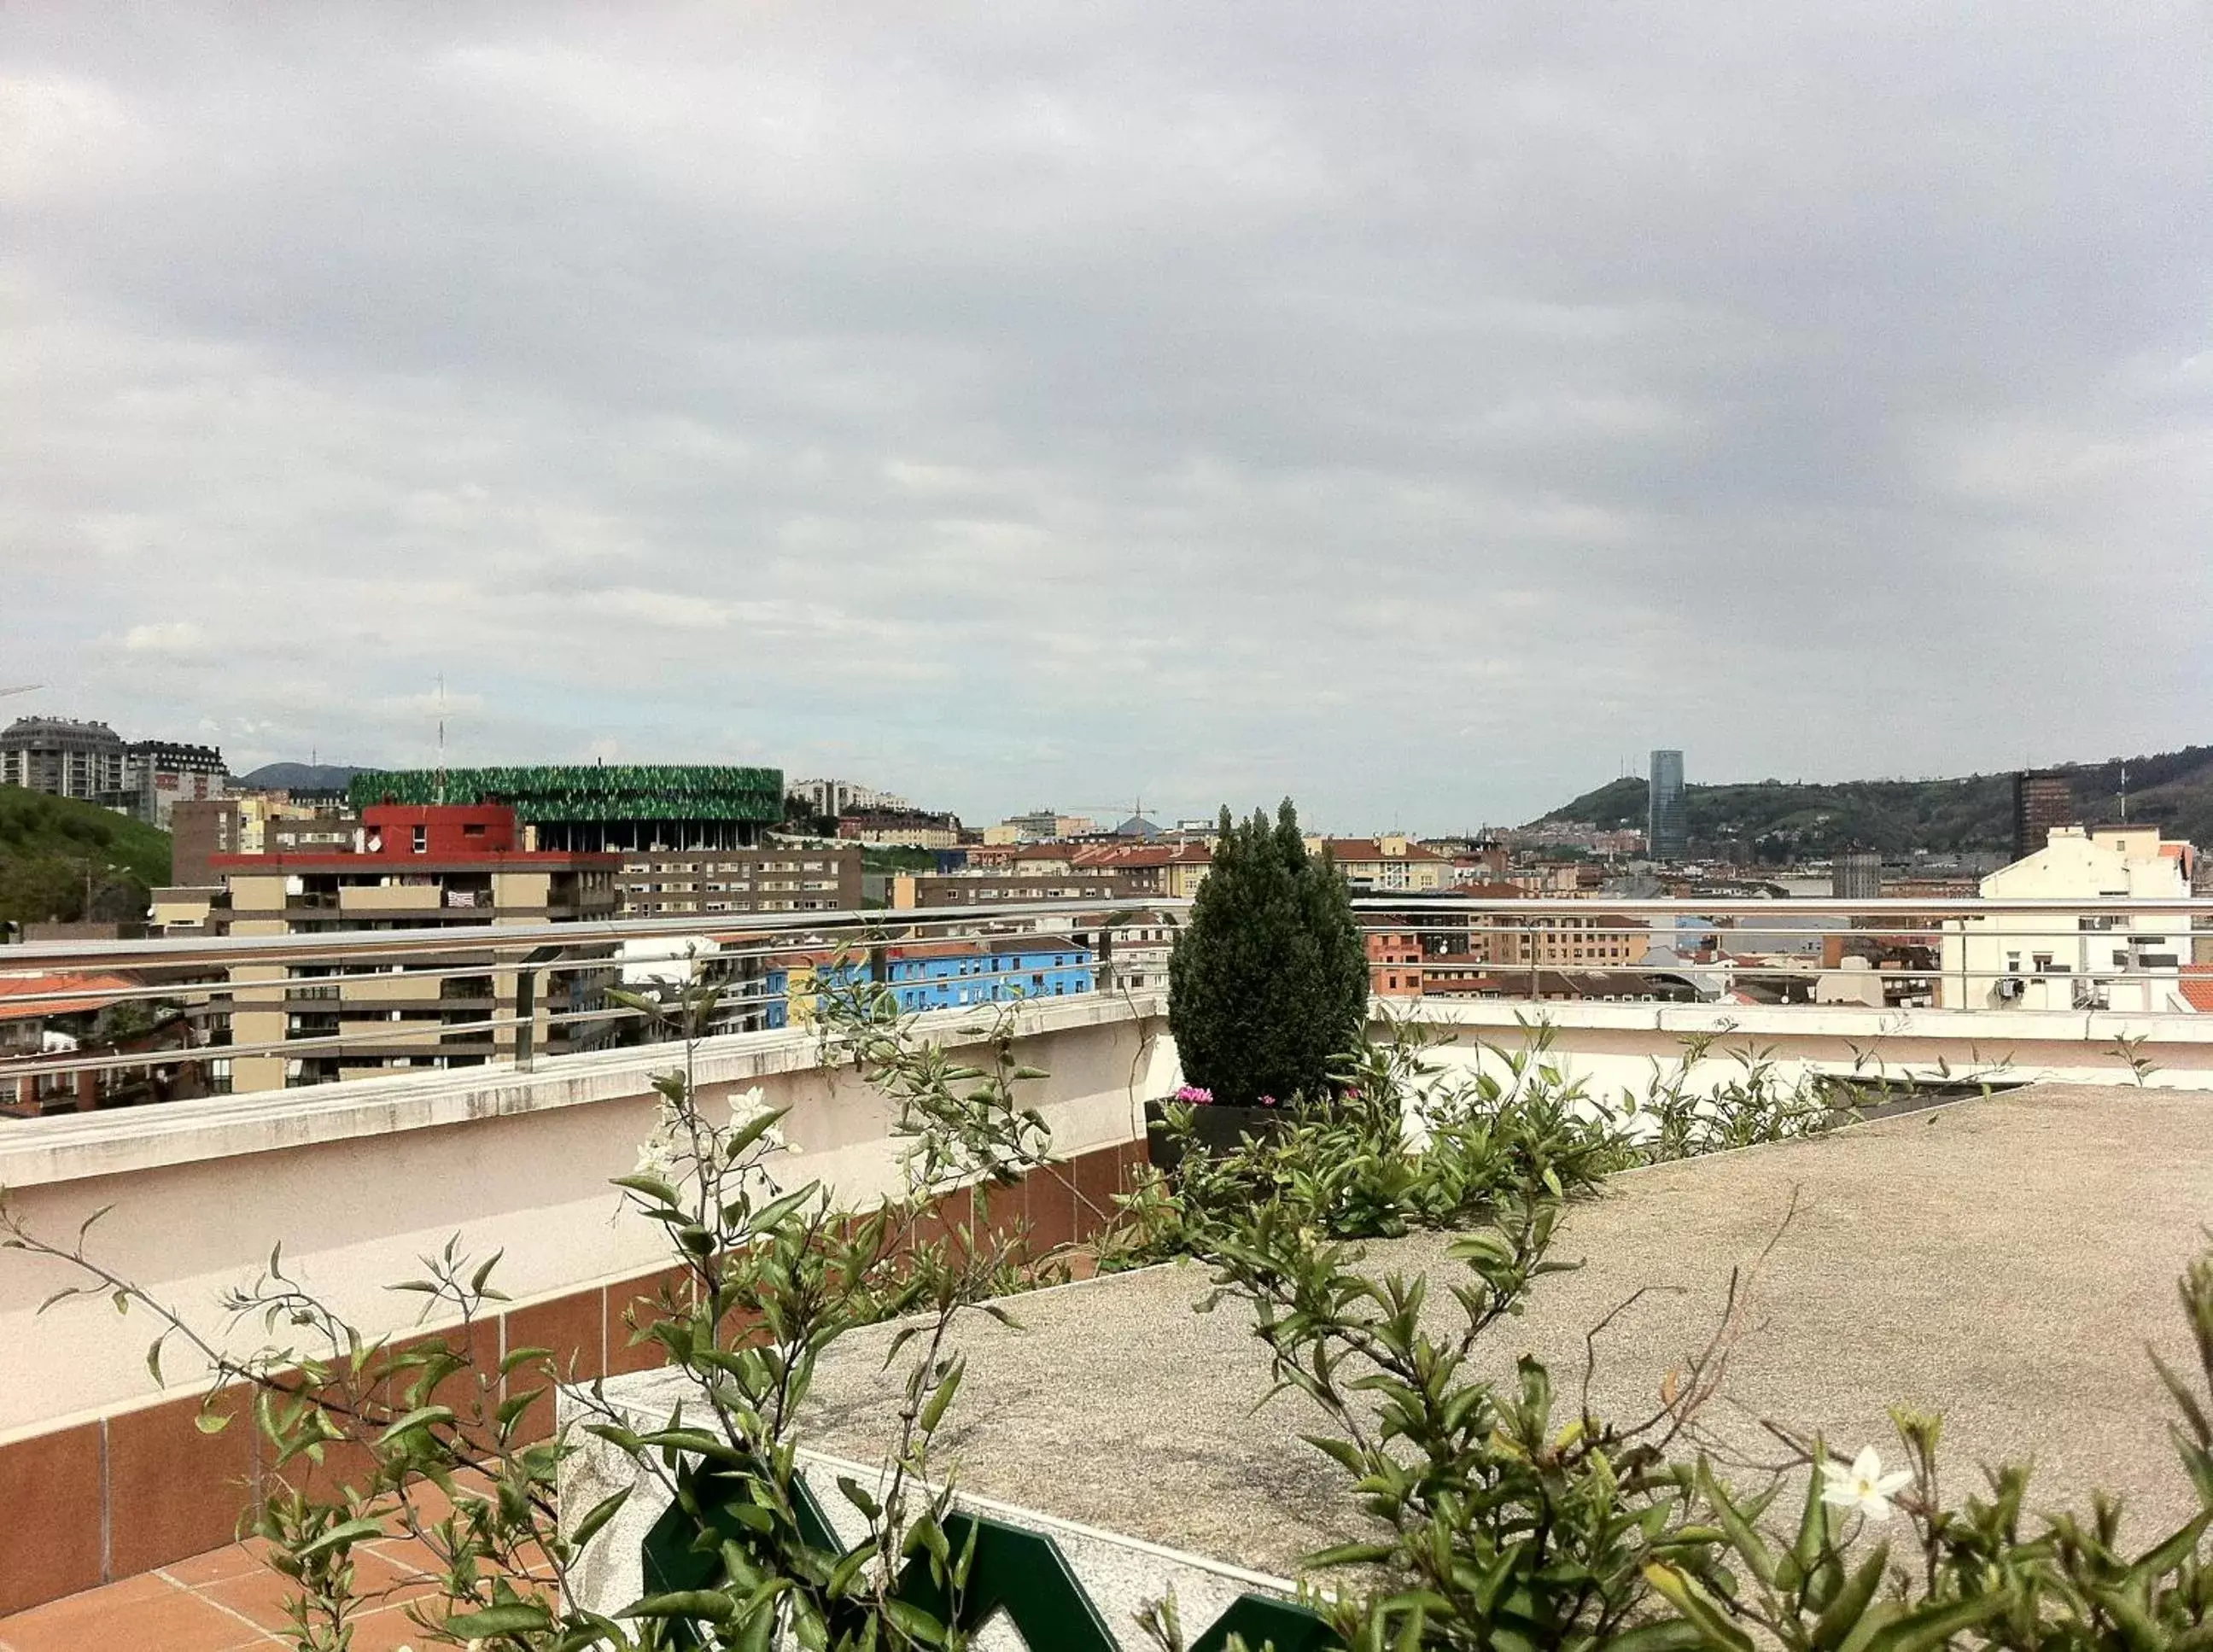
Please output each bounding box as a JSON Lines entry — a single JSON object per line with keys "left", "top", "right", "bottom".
{"left": 1533, "top": 745, "right": 2213, "bottom": 858}
{"left": 0, "top": 785, "right": 172, "bottom": 927}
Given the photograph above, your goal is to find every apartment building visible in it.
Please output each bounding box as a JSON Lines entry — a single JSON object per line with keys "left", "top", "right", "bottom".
{"left": 1422, "top": 967, "right": 1698, "bottom": 1005}
{"left": 788, "top": 777, "right": 908, "bottom": 818}
{"left": 1941, "top": 825, "right": 2197, "bottom": 1012}
{"left": 348, "top": 764, "right": 784, "bottom": 853}
{"left": 0, "top": 971, "right": 214, "bottom": 1117}
{"left": 1308, "top": 836, "right": 1450, "bottom": 891}
{"left": 168, "top": 797, "right": 359, "bottom": 888}
{"left": 1404, "top": 879, "right": 1648, "bottom": 972}
{"left": 762, "top": 937, "right": 1096, "bottom": 1027}
{"left": 1071, "top": 841, "right": 1213, "bottom": 897}
{"left": 2012, "top": 770, "right": 2076, "bottom": 861}
{"left": 1, "top": 717, "right": 128, "bottom": 803}
{"left": 837, "top": 808, "right": 964, "bottom": 849}
{"left": 890, "top": 870, "right": 1148, "bottom": 908}
{"left": 983, "top": 810, "right": 1099, "bottom": 844}
{"left": 616, "top": 845, "right": 861, "bottom": 917}
{"left": 157, "top": 803, "right": 618, "bottom": 1092}
{"left": 1094, "top": 914, "right": 1177, "bottom": 994}
{"left": 1489, "top": 910, "right": 1649, "bottom": 970}
{"left": 0, "top": 719, "right": 230, "bottom": 820}
{"left": 1504, "top": 861, "right": 1603, "bottom": 897}
{"left": 121, "top": 741, "right": 228, "bottom": 825}
{"left": 1367, "top": 929, "right": 1424, "bottom": 997}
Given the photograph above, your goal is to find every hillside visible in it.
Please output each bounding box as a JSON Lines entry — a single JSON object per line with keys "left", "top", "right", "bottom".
{"left": 1535, "top": 744, "right": 2213, "bottom": 858}
{"left": 0, "top": 785, "right": 172, "bottom": 927}
{"left": 236, "top": 762, "right": 363, "bottom": 791}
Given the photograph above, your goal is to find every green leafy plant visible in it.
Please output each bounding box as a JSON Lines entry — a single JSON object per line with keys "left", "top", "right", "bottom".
{"left": 1167, "top": 800, "right": 1369, "bottom": 1108}
{"left": 1627, "top": 1032, "right": 1838, "bottom": 1162}
{"left": 3, "top": 968, "right": 1071, "bottom": 1649}
{"left": 2112, "top": 1031, "right": 2162, "bottom": 1089}
{"left": 1144, "top": 1021, "right": 2213, "bottom": 1652}
{"left": 1107, "top": 1016, "right": 1628, "bottom": 1266}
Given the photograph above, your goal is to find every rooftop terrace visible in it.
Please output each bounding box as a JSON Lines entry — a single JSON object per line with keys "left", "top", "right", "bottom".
{"left": 596, "top": 1079, "right": 2213, "bottom": 1579}
{"left": 7, "top": 896, "right": 2213, "bottom": 1642}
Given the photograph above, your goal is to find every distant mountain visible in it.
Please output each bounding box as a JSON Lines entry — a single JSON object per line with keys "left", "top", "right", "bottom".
{"left": 1532, "top": 744, "right": 2213, "bottom": 857}
{"left": 236, "top": 762, "right": 364, "bottom": 791}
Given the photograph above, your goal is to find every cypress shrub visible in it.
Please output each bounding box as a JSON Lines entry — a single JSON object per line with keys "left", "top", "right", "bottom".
{"left": 1168, "top": 799, "right": 1369, "bottom": 1106}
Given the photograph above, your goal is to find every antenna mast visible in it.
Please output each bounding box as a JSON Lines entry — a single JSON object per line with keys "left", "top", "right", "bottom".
{"left": 435, "top": 674, "right": 447, "bottom": 805}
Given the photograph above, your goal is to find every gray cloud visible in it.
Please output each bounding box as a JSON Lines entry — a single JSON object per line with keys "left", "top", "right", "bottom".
{"left": 4, "top": 3, "right": 2209, "bottom": 829}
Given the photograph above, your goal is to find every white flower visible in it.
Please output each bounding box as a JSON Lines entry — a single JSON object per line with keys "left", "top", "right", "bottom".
{"left": 1820, "top": 1445, "right": 1912, "bottom": 1521}
{"left": 727, "top": 1088, "right": 787, "bottom": 1155}
{"left": 727, "top": 1086, "right": 768, "bottom": 1129}
{"left": 634, "top": 1119, "right": 682, "bottom": 1182}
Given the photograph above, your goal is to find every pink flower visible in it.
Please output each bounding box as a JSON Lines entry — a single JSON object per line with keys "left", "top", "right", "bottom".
{"left": 1258, "top": 1095, "right": 1279, "bottom": 1108}
{"left": 1173, "top": 1084, "right": 1214, "bottom": 1104}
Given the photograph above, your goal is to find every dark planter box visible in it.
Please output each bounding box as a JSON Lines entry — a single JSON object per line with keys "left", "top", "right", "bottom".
{"left": 1819, "top": 1077, "right": 2029, "bottom": 1123}
{"left": 1143, "top": 1099, "right": 1296, "bottom": 1177}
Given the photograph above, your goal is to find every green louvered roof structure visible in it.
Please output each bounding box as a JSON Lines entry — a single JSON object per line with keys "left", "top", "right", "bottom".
{"left": 347, "top": 765, "right": 784, "bottom": 852}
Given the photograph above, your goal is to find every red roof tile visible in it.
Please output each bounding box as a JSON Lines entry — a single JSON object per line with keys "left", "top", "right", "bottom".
{"left": 0, "top": 972, "right": 139, "bottom": 1022}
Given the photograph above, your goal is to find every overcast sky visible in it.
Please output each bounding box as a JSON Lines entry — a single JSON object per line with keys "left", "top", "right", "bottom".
{"left": 4, "top": 6, "right": 2209, "bottom": 832}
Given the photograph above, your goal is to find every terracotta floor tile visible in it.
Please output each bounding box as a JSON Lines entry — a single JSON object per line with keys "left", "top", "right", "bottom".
{"left": 344, "top": 1599, "right": 458, "bottom": 1652}
{"left": 212, "top": 1543, "right": 447, "bottom": 1632}
{"left": 349, "top": 1550, "right": 444, "bottom": 1614}
{"left": 362, "top": 1532, "right": 445, "bottom": 1578}
{"left": 0, "top": 1573, "right": 277, "bottom": 1650}
{"left": 161, "top": 1538, "right": 273, "bottom": 1588}
{"left": 382, "top": 1472, "right": 499, "bottom": 1543}
{"left": 190, "top": 1564, "right": 301, "bottom": 1636}
{"left": 0, "top": 1569, "right": 171, "bottom": 1645}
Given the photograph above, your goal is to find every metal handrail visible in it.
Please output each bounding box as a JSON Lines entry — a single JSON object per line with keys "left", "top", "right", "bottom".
{"left": 12, "top": 894, "right": 2212, "bottom": 972}
{"left": 2, "top": 895, "right": 2206, "bottom": 1106}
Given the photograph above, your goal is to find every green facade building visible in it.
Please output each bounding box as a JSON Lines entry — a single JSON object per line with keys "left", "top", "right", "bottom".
{"left": 347, "top": 764, "right": 784, "bottom": 852}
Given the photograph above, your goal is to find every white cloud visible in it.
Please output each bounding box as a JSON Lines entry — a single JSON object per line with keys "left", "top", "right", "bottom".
{"left": 119, "top": 621, "right": 211, "bottom": 658}
{"left": 0, "top": 72, "right": 144, "bottom": 201}
{"left": 2, "top": 4, "right": 2209, "bottom": 825}
{"left": 597, "top": 587, "right": 732, "bottom": 632}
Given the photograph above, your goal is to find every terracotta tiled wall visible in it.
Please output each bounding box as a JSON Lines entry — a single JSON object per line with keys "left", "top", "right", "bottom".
{"left": 0, "top": 1141, "right": 1147, "bottom": 1617}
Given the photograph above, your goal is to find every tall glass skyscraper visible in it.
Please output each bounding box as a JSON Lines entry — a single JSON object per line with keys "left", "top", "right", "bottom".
{"left": 1648, "top": 749, "right": 1687, "bottom": 861}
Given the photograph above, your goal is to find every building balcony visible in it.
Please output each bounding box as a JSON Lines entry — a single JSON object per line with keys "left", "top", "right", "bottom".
{"left": 336, "top": 883, "right": 444, "bottom": 914}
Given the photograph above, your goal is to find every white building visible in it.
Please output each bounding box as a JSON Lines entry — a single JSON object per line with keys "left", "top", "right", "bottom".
{"left": 1097, "top": 917, "right": 1177, "bottom": 994}
{"left": 0, "top": 717, "right": 128, "bottom": 803}
{"left": 788, "top": 777, "right": 908, "bottom": 818}
{"left": 124, "top": 741, "right": 230, "bottom": 825}
{"left": 1940, "top": 826, "right": 2197, "bottom": 1013}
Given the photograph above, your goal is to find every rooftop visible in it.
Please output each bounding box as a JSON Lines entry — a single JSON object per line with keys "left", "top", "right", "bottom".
{"left": 0, "top": 972, "right": 138, "bottom": 1023}
{"left": 9, "top": 896, "right": 2213, "bottom": 1638}
{"left": 593, "top": 1080, "right": 2213, "bottom": 1578}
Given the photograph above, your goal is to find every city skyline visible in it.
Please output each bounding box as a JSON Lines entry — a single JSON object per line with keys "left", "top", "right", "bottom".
{"left": 6, "top": 7, "right": 2210, "bottom": 830}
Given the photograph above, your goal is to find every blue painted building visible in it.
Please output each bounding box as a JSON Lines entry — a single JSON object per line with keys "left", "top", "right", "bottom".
{"left": 762, "top": 938, "right": 1094, "bottom": 1029}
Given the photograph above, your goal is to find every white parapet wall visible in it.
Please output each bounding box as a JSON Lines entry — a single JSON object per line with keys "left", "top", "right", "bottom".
{"left": 0, "top": 993, "right": 1177, "bottom": 1442}
{"left": 1384, "top": 999, "right": 2213, "bottom": 1102}
{"left": 2, "top": 990, "right": 2199, "bottom": 1442}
